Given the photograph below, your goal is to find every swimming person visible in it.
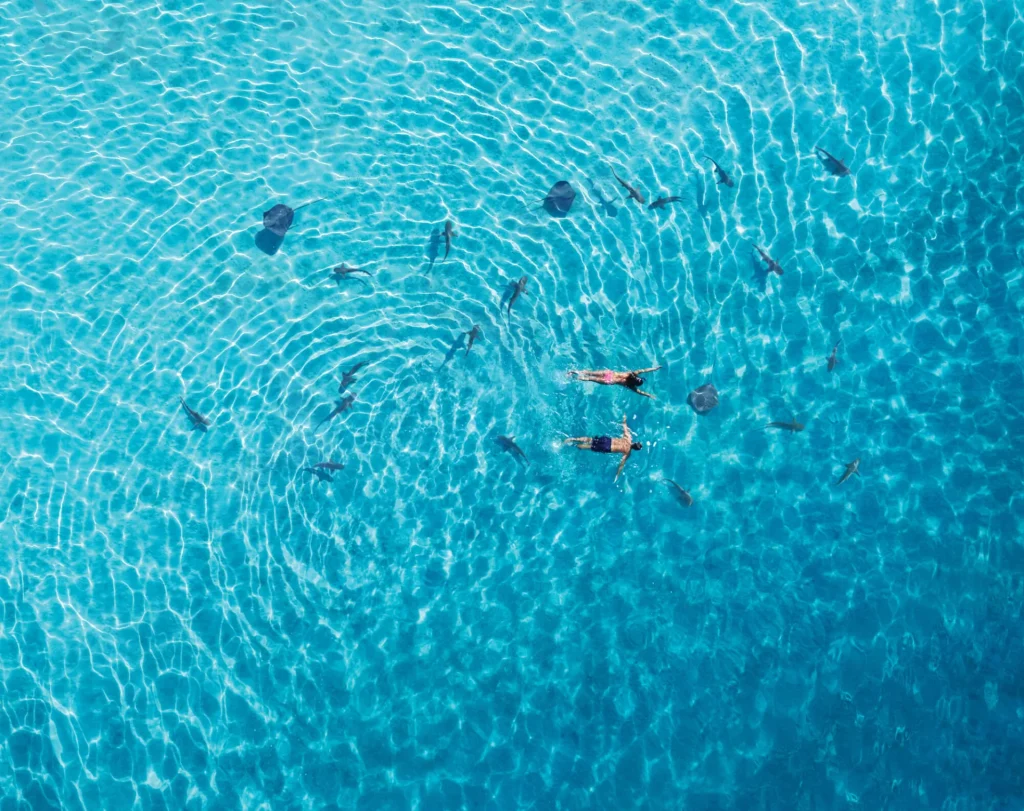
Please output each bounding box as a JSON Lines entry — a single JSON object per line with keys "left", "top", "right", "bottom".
{"left": 563, "top": 415, "right": 642, "bottom": 481}
{"left": 568, "top": 366, "right": 661, "bottom": 399}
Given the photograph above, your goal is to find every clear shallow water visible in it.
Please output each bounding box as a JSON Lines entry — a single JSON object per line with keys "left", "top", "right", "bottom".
{"left": 1, "top": 0, "right": 1023, "bottom": 807}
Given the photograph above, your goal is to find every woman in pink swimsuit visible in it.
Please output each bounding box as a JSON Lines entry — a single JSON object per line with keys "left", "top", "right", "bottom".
{"left": 567, "top": 365, "right": 661, "bottom": 399}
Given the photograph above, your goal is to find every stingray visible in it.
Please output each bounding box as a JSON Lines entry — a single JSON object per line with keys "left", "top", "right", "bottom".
{"left": 542, "top": 180, "right": 576, "bottom": 217}
{"left": 688, "top": 383, "right": 719, "bottom": 415}
{"left": 262, "top": 198, "right": 326, "bottom": 237}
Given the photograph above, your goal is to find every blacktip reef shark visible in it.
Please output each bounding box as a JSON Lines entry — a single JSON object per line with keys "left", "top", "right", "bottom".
{"left": 505, "top": 276, "right": 527, "bottom": 319}
{"left": 664, "top": 479, "right": 694, "bottom": 507}
{"left": 496, "top": 435, "right": 528, "bottom": 467}
{"left": 464, "top": 325, "right": 482, "bottom": 355}
{"left": 315, "top": 395, "right": 355, "bottom": 431}
{"left": 827, "top": 340, "right": 841, "bottom": 372}
{"left": 836, "top": 458, "right": 860, "bottom": 485}
{"left": 338, "top": 361, "right": 366, "bottom": 393}
{"left": 302, "top": 466, "right": 335, "bottom": 483}
{"left": 703, "top": 155, "right": 735, "bottom": 188}
{"left": 754, "top": 245, "right": 784, "bottom": 276}
{"left": 815, "top": 146, "right": 851, "bottom": 177}
{"left": 610, "top": 166, "right": 646, "bottom": 205}
{"left": 767, "top": 419, "right": 804, "bottom": 432}
{"left": 179, "top": 397, "right": 211, "bottom": 429}
{"left": 648, "top": 195, "right": 684, "bottom": 211}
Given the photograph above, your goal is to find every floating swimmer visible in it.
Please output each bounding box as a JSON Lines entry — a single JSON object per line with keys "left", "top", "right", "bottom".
{"left": 815, "top": 146, "right": 851, "bottom": 177}
{"left": 610, "top": 166, "right": 646, "bottom": 205}
{"left": 563, "top": 415, "right": 642, "bottom": 481}
{"left": 703, "top": 155, "right": 735, "bottom": 188}
{"left": 827, "top": 340, "right": 841, "bottom": 372}
{"left": 836, "top": 458, "right": 861, "bottom": 485}
{"left": 567, "top": 365, "right": 661, "bottom": 400}
{"left": 496, "top": 435, "right": 528, "bottom": 467}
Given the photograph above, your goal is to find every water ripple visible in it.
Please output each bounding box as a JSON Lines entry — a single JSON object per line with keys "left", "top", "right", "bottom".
{"left": 1, "top": 0, "right": 1023, "bottom": 807}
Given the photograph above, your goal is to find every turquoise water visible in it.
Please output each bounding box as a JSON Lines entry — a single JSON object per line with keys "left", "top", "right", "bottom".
{"left": 2, "top": 0, "right": 1023, "bottom": 807}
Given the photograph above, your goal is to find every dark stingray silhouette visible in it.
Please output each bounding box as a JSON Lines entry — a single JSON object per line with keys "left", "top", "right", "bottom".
{"left": 542, "top": 181, "right": 576, "bottom": 217}
{"left": 688, "top": 383, "right": 719, "bottom": 414}
{"left": 255, "top": 198, "right": 325, "bottom": 256}
{"left": 264, "top": 199, "right": 325, "bottom": 236}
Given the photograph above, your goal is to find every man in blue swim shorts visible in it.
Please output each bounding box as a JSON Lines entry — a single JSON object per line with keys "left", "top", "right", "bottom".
{"left": 563, "top": 415, "right": 642, "bottom": 481}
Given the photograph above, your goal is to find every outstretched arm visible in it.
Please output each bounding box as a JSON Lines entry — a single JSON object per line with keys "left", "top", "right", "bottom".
{"left": 615, "top": 450, "right": 629, "bottom": 481}
{"left": 633, "top": 366, "right": 661, "bottom": 374}
{"left": 621, "top": 414, "right": 631, "bottom": 440}
{"left": 633, "top": 389, "right": 656, "bottom": 400}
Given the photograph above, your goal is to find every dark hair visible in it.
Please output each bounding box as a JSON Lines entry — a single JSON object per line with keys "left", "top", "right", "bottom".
{"left": 631, "top": 441, "right": 643, "bottom": 451}
{"left": 626, "top": 373, "right": 644, "bottom": 388}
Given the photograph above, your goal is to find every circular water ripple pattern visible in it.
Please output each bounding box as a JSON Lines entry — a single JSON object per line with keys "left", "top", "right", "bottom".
{"left": 1, "top": 0, "right": 1023, "bottom": 808}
